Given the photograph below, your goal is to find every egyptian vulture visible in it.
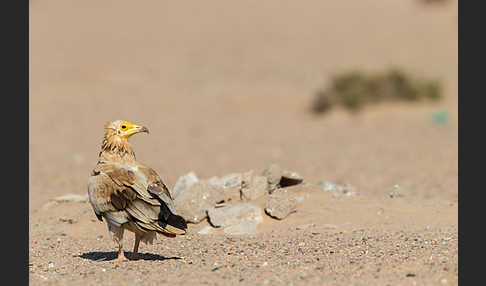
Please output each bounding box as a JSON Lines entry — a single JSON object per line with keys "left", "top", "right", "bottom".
{"left": 88, "top": 120, "right": 187, "bottom": 261}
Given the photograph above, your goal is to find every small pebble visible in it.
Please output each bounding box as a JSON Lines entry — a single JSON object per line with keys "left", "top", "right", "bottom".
{"left": 388, "top": 184, "right": 410, "bottom": 198}
{"left": 406, "top": 273, "right": 416, "bottom": 277}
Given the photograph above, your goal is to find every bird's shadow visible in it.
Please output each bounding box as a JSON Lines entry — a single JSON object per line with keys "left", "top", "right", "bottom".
{"left": 76, "top": 251, "right": 182, "bottom": 262}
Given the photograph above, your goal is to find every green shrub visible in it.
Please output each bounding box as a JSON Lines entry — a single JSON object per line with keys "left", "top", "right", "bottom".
{"left": 312, "top": 68, "right": 442, "bottom": 113}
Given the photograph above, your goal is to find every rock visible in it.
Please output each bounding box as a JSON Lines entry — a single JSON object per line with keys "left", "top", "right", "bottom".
{"left": 52, "top": 194, "right": 89, "bottom": 203}
{"left": 172, "top": 171, "right": 199, "bottom": 199}
{"left": 206, "top": 173, "right": 243, "bottom": 202}
{"left": 280, "top": 170, "right": 304, "bottom": 187}
{"left": 277, "top": 183, "right": 320, "bottom": 194}
{"left": 207, "top": 203, "right": 263, "bottom": 228}
{"left": 317, "top": 181, "right": 359, "bottom": 197}
{"left": 388, "top": 184, "right": 410, "bottom": 198}
{"left": 406, "top": 273, "right": 416, "bottom": 277}
{"left": 262, "top": 164, "right": 282, "bottom": 185}
{"left": 223, "top": 221, "right": 258, "bottom": 235}
{"left": 207, "top": 176, "right": 219, "bottom": 186}
{"left": 240, "top": 170, "right": 268, "bottom": 201}
{"left": 173, "top": 181, "right": 225, "bottom": 223}
{"left": 338, "top": 184, "right": 359, "bottom": 197}
{"left": 264, "top": 193, "right": 297, "bottom": 220}
{"left": 207, "top": 173, "right": 242, "bottom": 190}
{"left": 262, "top": 164, "right": 282, "bottom": 193}
{"left": 318, "top": 181, "right": 339, "bottom": 192}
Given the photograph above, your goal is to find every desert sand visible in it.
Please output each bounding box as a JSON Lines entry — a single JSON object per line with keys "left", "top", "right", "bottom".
{"left": 29, "top": 0, "right": 458, "bottom": 285}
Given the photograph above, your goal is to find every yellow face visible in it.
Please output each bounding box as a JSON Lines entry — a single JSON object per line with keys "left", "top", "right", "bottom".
{"left": 117, "top": 121, "right": 149, "bottom": 138}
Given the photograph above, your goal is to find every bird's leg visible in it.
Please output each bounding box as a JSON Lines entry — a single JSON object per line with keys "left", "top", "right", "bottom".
{"left": 114, "top": 244, "right": 128, "bottom": 262}
{"left": 111, "top": 227, "right": 127, "bottom": 263}
{"left": 129, "top": 234, "right": 141, "bottom": 260}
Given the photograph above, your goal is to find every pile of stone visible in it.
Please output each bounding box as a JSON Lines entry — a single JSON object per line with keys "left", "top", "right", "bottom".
{"left": 171, "top": 164, "right": 304, "bottom": 235}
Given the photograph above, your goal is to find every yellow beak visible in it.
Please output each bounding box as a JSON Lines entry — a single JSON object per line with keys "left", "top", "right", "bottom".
{"left": 124, "top": 124, "right": 149, "bottom": 138}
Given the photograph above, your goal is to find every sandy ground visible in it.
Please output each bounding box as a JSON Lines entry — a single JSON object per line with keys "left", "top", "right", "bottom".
{"left": 29, "top": 0, "right": 457, "bottom": 285}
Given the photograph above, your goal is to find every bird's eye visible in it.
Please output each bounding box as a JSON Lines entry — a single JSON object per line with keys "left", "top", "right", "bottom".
{"left": 121, "top": 125, "right": 127, "bottom": 130}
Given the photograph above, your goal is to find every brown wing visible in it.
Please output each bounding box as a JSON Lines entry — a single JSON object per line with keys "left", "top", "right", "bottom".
{"left": 135, "top": 164, "right": 187, "bottom": 233}
{"left": 87, "top": 171, "right": 132, "bottom": 227}
{"left": 94, "top": 163, "right": 157, "bottom": 205}
{"left": 88, "top": 162, "right": 185, "bottom": 235}
{"left": 136, "top": 164, "right": 176, "bottom": 216}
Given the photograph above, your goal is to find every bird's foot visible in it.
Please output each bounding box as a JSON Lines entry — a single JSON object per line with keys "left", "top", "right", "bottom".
{"left": 113, "top": 253, "right": 129, "bottom": 263}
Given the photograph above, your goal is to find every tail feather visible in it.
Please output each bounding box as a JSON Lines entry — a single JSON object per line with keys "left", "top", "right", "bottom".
{"left": 166, "top": 213, "right": 187, "bottom": 234}
{"left": 155, "top": 201, "right": 187, "bottom": 235}
{"left": 158, "top": 213, "right": 187, "bottom": 235}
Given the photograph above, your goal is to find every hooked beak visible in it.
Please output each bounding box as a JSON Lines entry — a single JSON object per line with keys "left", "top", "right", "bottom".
{"left": 139, "top": 126, "right": 149, "bottom": 134}
{"left": 125, "top": 124, "right": 150, "bottom": 138}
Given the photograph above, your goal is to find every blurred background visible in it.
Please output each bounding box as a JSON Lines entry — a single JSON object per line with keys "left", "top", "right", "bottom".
{"left": 29, "top": 0, "right": 457, "bottom": 213}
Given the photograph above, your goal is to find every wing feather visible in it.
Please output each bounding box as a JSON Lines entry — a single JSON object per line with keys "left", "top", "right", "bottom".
{"left": 88, "top": 161, "right": 186, "bottom": 236}
{"left": 94, "top": 163, "right": 158, "bottom": 205}
{"left": 137, "top": 164, "right": 176, "bottom": 214}
{"left": 87, "top": 173, "right": 117, "bottom": 217}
